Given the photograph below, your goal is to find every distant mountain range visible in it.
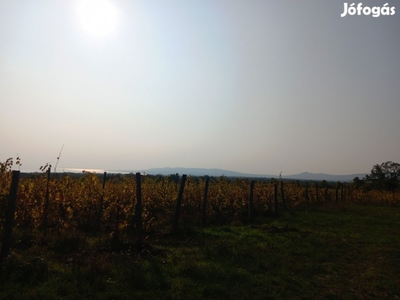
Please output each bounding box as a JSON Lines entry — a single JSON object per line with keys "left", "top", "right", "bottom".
{"left": 109, "top": 167, "right": 366, "bottom": 182}
{"left": 280, "top": 172, "right": 366, "bottom": 182}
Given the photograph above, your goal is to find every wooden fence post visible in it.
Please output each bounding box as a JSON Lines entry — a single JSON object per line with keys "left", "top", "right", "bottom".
{"left": 42, "top": 167, "right": 51, "bottom": 237}
{"left": 97, "top": 172, "right": 107, "bottom": 230}
{"left": 248, "top": 181, "right": 255, "bottom": 218}
{"left": 341, "top": 186, "right": 344, "bottom": 202}
{"left": 335, "top": 184, "right": 339, "bottom": 203}
{"left": 135, "top": 172, "right": 143, "bottom": 236}
{"left": 305, "top": 182, "right": 309, "bottom": 208}
{"left": 202, "top": 177, "right": 209, "bottom": 226}
{"left": 173, "top": 174, "right": 187, "bottom": 232}
{"left": 274, "top": 183, "right": 278, "bottom": 213}
{"left": 315, "top": 182, "right": 319, "bottom": 204}
{"left": 0, "top": 170, "right": 20, "bottom": 274}
{"left": 280, "top": 181, "right": 286, "bottom": 210}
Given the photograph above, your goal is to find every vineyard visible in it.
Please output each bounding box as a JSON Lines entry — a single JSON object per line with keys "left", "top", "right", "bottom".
{"left": 1, "top": 160, "right": 399, "bottom": 239}
{"left": 1, "top": 159, "right": 400, "bottom": 299}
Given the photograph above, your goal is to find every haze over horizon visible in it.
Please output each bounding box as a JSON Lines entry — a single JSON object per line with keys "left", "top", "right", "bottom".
{"left": 1, "top": 0, "right": 399, "bottom": 175}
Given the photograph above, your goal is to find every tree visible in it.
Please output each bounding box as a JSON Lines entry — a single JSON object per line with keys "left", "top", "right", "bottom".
{"left": 364, "top": 161, "right": 400, "bottom": 191}
{"left": 352, "top": 176, "right": 366, "bottom": 189}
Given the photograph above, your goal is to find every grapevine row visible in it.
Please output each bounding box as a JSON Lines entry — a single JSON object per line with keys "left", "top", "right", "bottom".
{"left": 1, "top": 168, "right": 398, "bottom": 237}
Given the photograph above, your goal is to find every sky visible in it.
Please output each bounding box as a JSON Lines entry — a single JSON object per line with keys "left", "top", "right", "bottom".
{"left": 1, "top": 0, "right": 400, "bottom": 176}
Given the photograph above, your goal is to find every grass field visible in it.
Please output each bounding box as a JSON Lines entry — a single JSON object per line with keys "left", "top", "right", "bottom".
{"left": 1, "top": 203, "right": 399, "bottom": 299}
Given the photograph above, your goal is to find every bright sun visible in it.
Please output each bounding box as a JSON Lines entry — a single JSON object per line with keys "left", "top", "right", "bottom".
{"left": 77, "top": 0, "right": 119, "bottom": 38}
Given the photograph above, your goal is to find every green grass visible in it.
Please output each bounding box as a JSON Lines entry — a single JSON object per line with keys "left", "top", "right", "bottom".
{"left": 1, "top": 203, "right": 399, "bottom": 299}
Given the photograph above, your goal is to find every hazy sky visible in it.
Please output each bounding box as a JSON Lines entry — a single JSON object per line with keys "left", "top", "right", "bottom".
{"left": 1, "top": 0, "right": 399, "bottom": 175}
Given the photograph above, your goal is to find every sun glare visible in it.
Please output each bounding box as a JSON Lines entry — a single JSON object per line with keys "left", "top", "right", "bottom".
{"left": 77, "top": 0, "right": 119, "bottom": 38}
